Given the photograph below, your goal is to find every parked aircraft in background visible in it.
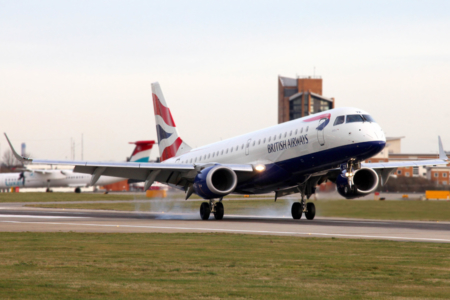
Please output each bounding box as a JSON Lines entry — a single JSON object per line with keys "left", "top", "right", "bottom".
{"left": 5, "top": 82, "right": 448, "bottom": 219}
{"left": 0, "top": 140, "right": 155, "bottom": 193}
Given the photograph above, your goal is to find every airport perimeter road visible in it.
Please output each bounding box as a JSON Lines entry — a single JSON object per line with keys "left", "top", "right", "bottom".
{"left": 0, "top": 207, "right": 449, "bottom": 243}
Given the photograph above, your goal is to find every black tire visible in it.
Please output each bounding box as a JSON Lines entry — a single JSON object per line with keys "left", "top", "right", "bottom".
{"left": 200, "top": 202, "right": 211, "bottom": 220}
{"left": 74, "top": 187, "right": 81, "bottom": 193}
{"left": 291, "top": 202, "right": 302, "bottom": 219}
{"left": 305, "top": 202, "right": 316, "bottom": 220}
{"left": 214, "top": 202, "right": 224, "bottom": 220}
{"left": 46, "top": 188, "right": 50, "bottom": 193}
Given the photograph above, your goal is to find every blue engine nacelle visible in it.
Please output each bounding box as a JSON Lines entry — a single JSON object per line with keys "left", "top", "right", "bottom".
{"left": 336, "top": 167, "right": 379, "bottom": 199}
{"left": 193, "top": 165, "right": 238, "bottom": 199}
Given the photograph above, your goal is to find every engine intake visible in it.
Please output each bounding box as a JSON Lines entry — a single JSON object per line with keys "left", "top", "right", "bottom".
{"left": 193, "top": 165, "right": 238, "bottom": 199}
{"left": 337, "top": 167, "right": 379, "bottom": 199}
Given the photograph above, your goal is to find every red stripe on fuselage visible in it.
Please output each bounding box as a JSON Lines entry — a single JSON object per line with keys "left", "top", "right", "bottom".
{"left": 161, "top": 137, "right": 183, "bottom": 161}
{"left": 152, "top": 94, "right": 176, "bottom": 127}
{"left": 303, "top": 113, "right": 331, "bottom": 122}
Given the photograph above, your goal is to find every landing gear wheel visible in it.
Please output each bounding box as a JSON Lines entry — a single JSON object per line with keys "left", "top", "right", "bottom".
{"left": 291, "top": 202, "right": 302, "bottom": 219}
{"left": 200, "top": 202, "right": 211, "bottom": 220}
{"left": 46, "top": 188, "right": 53, "bottom": 193}
{"left": 74, "top": 187, "right": 81, "bottom": 193}
{"left": 305, "top": 202, "right": 316, "bottom": 220}
{"left": 214, "top": 202, "right": 224, "bottom": 220}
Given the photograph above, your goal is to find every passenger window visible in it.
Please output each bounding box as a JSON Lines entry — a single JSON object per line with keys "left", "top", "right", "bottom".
{"left": 346, "top": 115, "right": 365, "bottom": 123}
{"left": 236, "top": 146, "right": 238, "bottom": 151}
{"left": 290, "top": 131, "right": 292, "bottom": 136}
{"left": 268, "top": 137, "right": 271, "bottom": 142}
{"left": 284, "top": 132, "right": 287, "bottom": 138}
{"left": 241, "top": 144, "right": 244, "bottom": 150}
{"left": 204, "top": 155, "right": 206, "bottom": 160}
{"left": 217, "top": 151, "right": 219, "bottom": 156}
{"left": 195, "top": 158, "right": 197, "bottom": 162}
{"left": 212, "top": 153, "right": 215, "bottom": 158}
{"left": 306, "top": 126, "right": 308, "bottom": 132}
{"left": 295, "top": 129, "right": 298, "bottom": 135}
{"left": 231, "top": 147, "right": 233, "bottom": 153}
{"left": 274, "top": 135, "right": 276, "bottom": 141}
{"left": 334, "top": 115, "right": 345, "bottom": 126}
{"left": 221, "top": 150, "right": 224, "bottom": 155}
{"left": 226, "top": 149, "right": 228, "bottom": 154}
{"left": 258, "top": 139, "right": 261, "bottom": 145}
{"left": 208, "top": 154, "right": 210, "bottom": 159}
{"left": 300, "top": 128, "right": 303, "bottom": 133}
{"left": 279, "top": 134, "right": 282, "bottom": 139}
{"left": 252, "top": 141, "right": 255, "bottom": 146}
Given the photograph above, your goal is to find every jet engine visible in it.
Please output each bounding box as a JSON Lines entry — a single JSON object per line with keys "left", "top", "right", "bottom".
{"left": 193, "top": 165, "right": 238, "bottom": 199}
{"left": 336, "top": 167, "right": 379, "bottom": 199}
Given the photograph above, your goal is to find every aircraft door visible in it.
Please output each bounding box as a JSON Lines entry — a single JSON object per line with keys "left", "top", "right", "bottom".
{"left": 245, "top": 139, "right": 251, "bottom": 156}
{"left": 317, "top": 118, "right": 327, "bottom": 146}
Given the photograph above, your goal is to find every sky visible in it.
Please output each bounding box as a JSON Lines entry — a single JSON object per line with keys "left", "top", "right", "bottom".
{"left": 1, "top": 0, "right": 449, "bottom": 161}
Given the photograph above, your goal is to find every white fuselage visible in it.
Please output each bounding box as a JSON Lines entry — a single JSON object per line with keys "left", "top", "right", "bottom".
{"left": 165, "top": 107, "right": 385, "bottom": 166}
{"left": 0, "top": 170, "right": 122, "bottom": 189}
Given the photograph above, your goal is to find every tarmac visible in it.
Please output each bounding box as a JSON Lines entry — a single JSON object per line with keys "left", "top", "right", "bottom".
{"left": 0, "top": 198, "right": 449, "bottom": 243}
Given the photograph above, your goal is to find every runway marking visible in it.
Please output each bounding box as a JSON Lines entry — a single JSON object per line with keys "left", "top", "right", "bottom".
{"left": 0, "top": 215, "right": 88, "bottom": 219}
{"left": 1, "top": 220, "right": 449, "bottom": 242}
{"left": 226, "top": 214, "right": 390, "bottom": 224}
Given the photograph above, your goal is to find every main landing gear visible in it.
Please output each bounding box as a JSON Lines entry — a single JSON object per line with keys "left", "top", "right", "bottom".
{"left": 74, "top": 187, "right": 81, "bottom": 193}
{"left": 291, "top": 183, "right": 316, "bottom": 220}
{"left": 200, "top": 199, "right": 224, "bottom": 220}
{"left": 291, "top": 201, "right": 316, "bottom": 220}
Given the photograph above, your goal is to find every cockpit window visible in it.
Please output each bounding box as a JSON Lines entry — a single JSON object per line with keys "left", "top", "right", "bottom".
{"left": 334, "top": 115, "right": 345, "bottom": 126}
{"left": 346, "top": 114, "right": 365, "bottom": 123}
{"left": 362, "top": 114, "right": 376, "bottom": 122}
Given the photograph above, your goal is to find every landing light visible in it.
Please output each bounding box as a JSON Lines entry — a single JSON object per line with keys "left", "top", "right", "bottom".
{"left": 255, "top": 164, "right": 266, "bottom": 172}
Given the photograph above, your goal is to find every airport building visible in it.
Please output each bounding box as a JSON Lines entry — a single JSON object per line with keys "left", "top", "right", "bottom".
{"left": 278, "top": 76, "right": 335, "bottom": 123}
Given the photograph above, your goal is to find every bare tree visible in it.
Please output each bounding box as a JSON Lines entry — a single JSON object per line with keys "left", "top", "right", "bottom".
{"left": 1, "top": 150, "right": 22, "bottom": 169}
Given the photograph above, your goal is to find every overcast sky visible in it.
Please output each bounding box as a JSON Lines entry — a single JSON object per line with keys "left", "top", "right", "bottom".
{"left": 1, "top": 0, "right": 449, "bottom": 161}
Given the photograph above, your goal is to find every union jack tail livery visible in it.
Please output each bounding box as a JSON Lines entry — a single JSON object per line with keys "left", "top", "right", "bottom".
{"left": 128, "top": 140, "right": 156, "bottom": 162}
{"left": 151, "top": 82, "right": 192, "bottom": 161}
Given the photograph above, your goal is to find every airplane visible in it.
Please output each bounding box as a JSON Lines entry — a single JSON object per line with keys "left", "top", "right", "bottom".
{"left": 0, "top": 140, "right": 155, "bottom": 193}
{"left": 5, "top": 82, "right": 448, "bottom": 219}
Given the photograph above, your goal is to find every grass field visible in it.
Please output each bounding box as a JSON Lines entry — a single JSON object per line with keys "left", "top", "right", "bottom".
{"left": 1, "top": 232, "right": 449, "bottom": 299}
{"left": 0, "top": 192, "right": 206, "bottom": 202}
{"left": 29, "top": 198, "right": 450, "bottom": 222}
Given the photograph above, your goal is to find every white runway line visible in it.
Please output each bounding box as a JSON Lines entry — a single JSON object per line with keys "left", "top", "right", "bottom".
{"left": 1, "top": 220, "right": 449, "bottom": 242}
{"left": 0, "top": 215, "right": 88, "bottom": 219}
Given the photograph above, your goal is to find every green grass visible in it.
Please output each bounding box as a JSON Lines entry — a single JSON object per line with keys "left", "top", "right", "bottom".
{"left": 0, "top": 232, "right": 449, "bottom": 299}
{"left": 28, "top": 199, "right": 450, "bottom": 222}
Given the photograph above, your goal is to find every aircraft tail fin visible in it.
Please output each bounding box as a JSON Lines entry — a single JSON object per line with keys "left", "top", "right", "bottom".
{"left": 438, "top": 136, "right": 448, "bottom": 161}
{"left": 151, "top": 82, "right": 192, "bottom": 161}
{"left": 129, "top": 140, "right": 156, "bottom": 162}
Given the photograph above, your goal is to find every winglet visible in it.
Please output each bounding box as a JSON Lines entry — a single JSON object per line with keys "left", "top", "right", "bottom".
{"left": 438, "top": 136, "right": 448, "bottom": 161}
{"left": 3, "top": 133, "right": 32, "bottom": 164}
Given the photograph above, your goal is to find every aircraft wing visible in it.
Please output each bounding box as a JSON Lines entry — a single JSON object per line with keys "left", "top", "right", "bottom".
{"left": 3, "top": 133, "right": 256, "bottom": 191}
{"left": 31, "top": 159, "right": 254, "bottom": 189}
{"left": 362, "top": 159, "right": 447, "bottom": 169}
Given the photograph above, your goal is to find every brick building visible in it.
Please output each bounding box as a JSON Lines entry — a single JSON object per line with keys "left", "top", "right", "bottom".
{"left": 278, "top": 76, "right": 335, "bottom": 123}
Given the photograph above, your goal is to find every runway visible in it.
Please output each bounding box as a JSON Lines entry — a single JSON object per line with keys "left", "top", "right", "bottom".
{"left": 1, "top": 205, "right": 449, "bottom": 243}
